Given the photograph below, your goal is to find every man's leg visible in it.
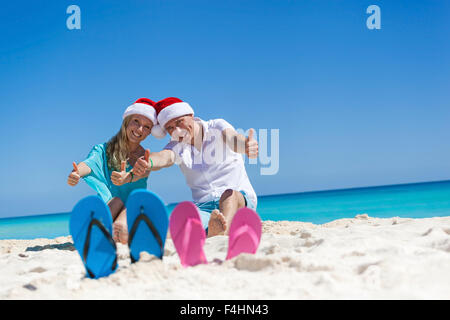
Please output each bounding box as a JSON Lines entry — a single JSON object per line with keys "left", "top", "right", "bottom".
{"left": 219, "top": 189, "right": 246, "bottom": 235}
{"left": 207, "top": 189, "right": 245, "bottom": 237}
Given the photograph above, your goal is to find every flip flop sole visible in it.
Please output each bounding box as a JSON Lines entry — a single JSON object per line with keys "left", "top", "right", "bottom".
{"left": 169, "top": 201, "right": 207, "bottom": 267}
{"left": 126, "top": 190, "right": 169, "bottom": 262}
{"left": 226, "top": 207, "right": 262, "bottom": 260}
{"left": 69, "top": 195, "right": 117, "bottom": 279}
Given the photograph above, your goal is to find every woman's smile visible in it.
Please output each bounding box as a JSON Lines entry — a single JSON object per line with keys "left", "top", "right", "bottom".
{"left": 132, "top": 130, "right": 142, "bottom": 138}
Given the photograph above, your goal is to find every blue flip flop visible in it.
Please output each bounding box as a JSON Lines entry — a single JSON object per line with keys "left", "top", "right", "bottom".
{"left": 126, "top": 190, "right": 169, "bottom": 262}
{"left": 69, "top": 195, "right": 118, "bottom": 279}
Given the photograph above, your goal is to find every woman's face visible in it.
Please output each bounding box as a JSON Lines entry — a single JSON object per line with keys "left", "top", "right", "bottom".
{"left": 126, "top": 114, "right": 153, "bottom": 144}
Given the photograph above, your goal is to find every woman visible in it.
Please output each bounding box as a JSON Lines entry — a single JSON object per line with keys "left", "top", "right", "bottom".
{"left": 67, "top": 98, "right": 158, "bottom": 244}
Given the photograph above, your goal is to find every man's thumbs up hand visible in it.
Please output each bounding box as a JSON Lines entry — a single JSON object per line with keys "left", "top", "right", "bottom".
{"left": 245, "top": 128, "right": 258, "bottom": 159}
{"left": 134, "top": 149, "right": 151, "bottom": 177}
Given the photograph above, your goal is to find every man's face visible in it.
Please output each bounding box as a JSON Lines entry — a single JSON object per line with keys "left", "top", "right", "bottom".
{"left": 164, "top": 114, "right": 195, "bottom": 143}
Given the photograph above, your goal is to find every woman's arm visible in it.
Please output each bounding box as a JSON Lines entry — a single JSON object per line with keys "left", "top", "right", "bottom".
{"left": 75, "top": 162, "right": 92, "bottom": 177}
{"left": 67, "top": 162, "right": 92, "bottom": 186}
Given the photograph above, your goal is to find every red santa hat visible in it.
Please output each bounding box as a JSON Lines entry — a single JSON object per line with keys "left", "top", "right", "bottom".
{"left": 123, "top": 98, "right": 164, "bottom": 138}
{"left": 151, "top": 97, "right": 194, "bottom": 139}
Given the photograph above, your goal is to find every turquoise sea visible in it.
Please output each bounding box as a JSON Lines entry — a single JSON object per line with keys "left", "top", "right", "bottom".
{"left": 1, "top": 180, "right": 449, "bottom": 240}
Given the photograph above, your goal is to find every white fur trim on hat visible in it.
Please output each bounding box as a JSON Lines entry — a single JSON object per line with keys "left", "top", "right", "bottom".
{"left": 123, "top": 103, "right": 157, "bottom": 125}
{"left": 157, "top": 102, "right": 194, "bottom": 129}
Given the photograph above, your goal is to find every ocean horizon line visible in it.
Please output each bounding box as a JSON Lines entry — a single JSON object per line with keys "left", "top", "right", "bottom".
{"left": 254, "top": 178, "right": 450, "bottom": 199}
{"left": 2, "top": 178, "right": 449, "bottom": 220}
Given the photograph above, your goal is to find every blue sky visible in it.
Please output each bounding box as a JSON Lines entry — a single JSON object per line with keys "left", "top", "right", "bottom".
{"left": 0, "top": 0, "right": 449, "bottom": 218}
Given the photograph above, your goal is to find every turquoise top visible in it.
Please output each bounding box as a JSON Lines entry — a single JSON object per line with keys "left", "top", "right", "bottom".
{"left": 82, "top": 143, "right": 148, "bottom": 204}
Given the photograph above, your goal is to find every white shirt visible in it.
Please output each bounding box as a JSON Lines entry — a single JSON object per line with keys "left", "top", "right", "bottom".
{"left": 164, "top": 118, "right": 257, "bottom": 207}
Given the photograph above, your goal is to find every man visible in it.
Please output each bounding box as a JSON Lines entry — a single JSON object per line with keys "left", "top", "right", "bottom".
{"left": 133, "top": 97, "right": 259, "bottom": 237}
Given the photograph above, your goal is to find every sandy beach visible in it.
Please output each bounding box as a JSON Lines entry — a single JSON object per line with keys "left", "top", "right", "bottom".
{"left": 1, "top": 214, "right": 449, "bottom": 300}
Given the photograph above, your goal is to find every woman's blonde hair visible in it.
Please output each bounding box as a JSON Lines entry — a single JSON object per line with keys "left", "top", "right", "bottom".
{"left": 106, "top": 116, "right": 132, "bottom": 171}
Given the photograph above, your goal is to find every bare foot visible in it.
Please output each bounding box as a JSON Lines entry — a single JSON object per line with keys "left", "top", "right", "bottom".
{"left": 207, "top": 209, "right": 227, "bottom": 237}
{"left": 113, "top": 221, "right": 128, "bottom": 244}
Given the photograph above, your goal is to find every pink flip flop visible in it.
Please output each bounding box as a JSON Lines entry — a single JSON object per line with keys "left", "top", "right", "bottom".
{"left": 169, "top": 201, "right": 208, "bottom": 267}
{"left": 226, "top": 207, "right": 262, "bottom": 260}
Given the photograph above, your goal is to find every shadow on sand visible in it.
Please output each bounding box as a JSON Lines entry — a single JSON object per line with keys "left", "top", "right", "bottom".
{"left": 25, "top": 242, "right": 75, "bottom": 252}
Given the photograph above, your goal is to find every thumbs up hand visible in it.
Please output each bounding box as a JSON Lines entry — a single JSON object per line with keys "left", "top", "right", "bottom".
{"left": 111, "top": 160, "right": 130, "bottom": 186}
{"left": 68, "top": 162, "right": 81, "bottom": 186}
{"left": 134, "top": 149, "right": 151, "bottom": 177}
{"left": 245, "top": 129, "right": 258, "bottom": 159}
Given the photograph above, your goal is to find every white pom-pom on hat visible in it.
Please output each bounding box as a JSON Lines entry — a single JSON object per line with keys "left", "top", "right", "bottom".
{"left": 150, "top": 124, "right": 166, "bottom": 139}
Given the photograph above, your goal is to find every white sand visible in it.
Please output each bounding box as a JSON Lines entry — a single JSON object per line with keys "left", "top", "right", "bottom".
{"left": 1, "top": 214, "right": 449, "bottom": 299}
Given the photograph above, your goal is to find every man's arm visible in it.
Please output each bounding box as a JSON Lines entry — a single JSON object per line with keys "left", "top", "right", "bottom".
{"left": 222, "top": 128, "right": 258, "bottom": 158}
{"left": 222, "top": 128, "right": 245, "bottom": 154}
{"left": 133, "top": 149, "right": 176, "bottom": 177}
{"left": 132, "top": 149, "right": 176, "bottom": 177}
{"left": 147, "top": 149, "right": 176, "bottom": 172}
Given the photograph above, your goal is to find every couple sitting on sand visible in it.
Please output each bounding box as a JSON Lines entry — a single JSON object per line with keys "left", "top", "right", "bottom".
{"left": 67, "top": 97, "right": 261, "bottom": 277}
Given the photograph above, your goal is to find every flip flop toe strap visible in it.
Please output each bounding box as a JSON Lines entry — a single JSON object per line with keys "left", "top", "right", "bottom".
{"left": 173, "top": 217, "right": 203, "bottom": 265}
{"left": 128, "top": 207, "right": 164, "bottom": 263}
{"left": 227, "top": 224, "right": 259, "bottom": 259}
{"left": 83, "top": 217, "right": 117, "bottom": 278}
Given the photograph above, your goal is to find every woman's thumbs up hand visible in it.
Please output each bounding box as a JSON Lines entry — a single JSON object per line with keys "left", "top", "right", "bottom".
{"left": 67, "top": 162, "right": 81, "bottom": 186}
{"left": 111, "top": 160, "right": 129, "bottom": 186}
